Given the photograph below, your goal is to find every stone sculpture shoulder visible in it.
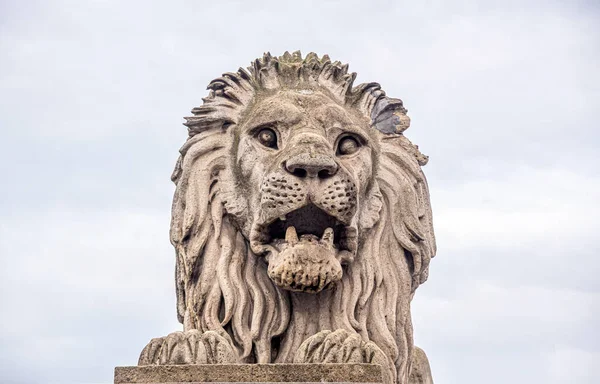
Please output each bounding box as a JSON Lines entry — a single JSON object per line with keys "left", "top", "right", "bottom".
{"left": 138, "top": 51, "right": 437, "bottom": 384}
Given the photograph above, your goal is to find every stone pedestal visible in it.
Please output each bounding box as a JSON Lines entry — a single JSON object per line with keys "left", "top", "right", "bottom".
{"left": 114, "top": 364, "right": 382, "bottom": 384}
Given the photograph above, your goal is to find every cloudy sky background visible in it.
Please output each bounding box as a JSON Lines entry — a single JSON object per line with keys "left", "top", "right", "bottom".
{"left": 1, "top": 1, "right": 598, "bottom": 383}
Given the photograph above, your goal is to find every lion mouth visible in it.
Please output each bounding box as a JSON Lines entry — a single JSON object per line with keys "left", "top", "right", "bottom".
{"left": 250, "top": 204, "right": 357, "bottom": 263}
{"left": 250, "top": 203, "right": 356, "bottom": 293}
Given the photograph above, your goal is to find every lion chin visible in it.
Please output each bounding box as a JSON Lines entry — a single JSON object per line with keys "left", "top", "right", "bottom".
{"left": 138, "top": 51, "right": 437, "bottom": 384}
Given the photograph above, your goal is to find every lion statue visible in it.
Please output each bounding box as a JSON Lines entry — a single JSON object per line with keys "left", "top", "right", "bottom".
{"left": 138, "top": 51, "right": 437, "bottom": 384}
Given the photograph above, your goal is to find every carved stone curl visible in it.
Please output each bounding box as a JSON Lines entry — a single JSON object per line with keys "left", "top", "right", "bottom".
{"left": 139, "top": 51, "right": 437, "bottom": 384}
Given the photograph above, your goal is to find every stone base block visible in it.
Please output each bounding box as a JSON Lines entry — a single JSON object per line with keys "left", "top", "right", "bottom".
{"left": 114, "top": 364, "right": 382, "bottom": 384}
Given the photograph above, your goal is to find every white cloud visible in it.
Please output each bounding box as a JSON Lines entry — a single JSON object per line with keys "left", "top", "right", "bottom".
{"left": 548, "top": 346, "right": 600, "bottom": 384}
{"left": 413, "top": 282, "right": 598, "bottom": 384}
{"left": 434, "top": 167, "right": 600, "bottom": 249}
{"left": 0, "top": 210, "right": 180, "bottom": 383}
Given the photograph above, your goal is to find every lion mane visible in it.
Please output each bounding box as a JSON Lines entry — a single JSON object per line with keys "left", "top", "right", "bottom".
{"left": 169, "top": 52, "right": 436, "bottom": 383}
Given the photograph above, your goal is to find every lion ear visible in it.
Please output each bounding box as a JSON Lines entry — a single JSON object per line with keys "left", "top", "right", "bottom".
{"left": 370, "top": 97, "right": 411, "bottom": 134}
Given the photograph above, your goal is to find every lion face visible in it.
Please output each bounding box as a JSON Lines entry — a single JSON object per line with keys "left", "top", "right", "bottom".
{"left": 233, "top": 90, "right": 376, "bottom": 293}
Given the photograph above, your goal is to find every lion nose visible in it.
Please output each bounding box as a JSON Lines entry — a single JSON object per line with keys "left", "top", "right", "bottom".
{"left": 285, "top": 153, "right": 339, "bottom": 178}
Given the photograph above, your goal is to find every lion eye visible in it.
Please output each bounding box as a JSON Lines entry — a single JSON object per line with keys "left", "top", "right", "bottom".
{"left": 337, "top": 136, "right": 360, "bottom": 156}
{"left": 256, "top": 128, "right": 278, "bottom": 149}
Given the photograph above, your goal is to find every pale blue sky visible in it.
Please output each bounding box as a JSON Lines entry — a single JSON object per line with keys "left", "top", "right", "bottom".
{"left": 1, "top": 1, "right": 598, "bottom": 383}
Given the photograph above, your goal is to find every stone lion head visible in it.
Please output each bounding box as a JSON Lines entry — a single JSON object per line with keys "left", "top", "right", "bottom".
{"left": 169, "top": 51, "right": 436, "bottom": 383}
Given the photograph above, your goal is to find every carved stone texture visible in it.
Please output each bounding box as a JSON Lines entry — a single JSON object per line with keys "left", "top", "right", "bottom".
{"left": 137, "top": 51, "right": 437, "bottom": 384}
{"left": 115, "top": 364, "right": 382, "bottom": 383}
{"left": 408, "top": 347, "right": 434, "bottom": 384}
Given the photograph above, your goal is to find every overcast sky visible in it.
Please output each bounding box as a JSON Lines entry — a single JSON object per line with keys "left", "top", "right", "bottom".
{"left": 1, "top": 1, "right": 598, "bottom": 383}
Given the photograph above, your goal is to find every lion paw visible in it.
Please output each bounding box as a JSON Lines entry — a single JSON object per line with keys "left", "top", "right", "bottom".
{"left": 293, "top": 329, "right": 387, "bottom": 365}
{"left": 295, "top": 330, "right": 393, "bottom": 383}
{"left": 138, "top": 330, "right": 238, "bottom": 365}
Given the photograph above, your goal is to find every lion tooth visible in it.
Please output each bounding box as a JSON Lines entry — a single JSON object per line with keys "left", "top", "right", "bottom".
{"left": 285, "top": 226, "right": 299, "bottom": 244}
{"left": 321, "top": 227, "right": 334, "bottom": 246}
{"left": 279, "top": 215, "right": 287, "bottom": 221}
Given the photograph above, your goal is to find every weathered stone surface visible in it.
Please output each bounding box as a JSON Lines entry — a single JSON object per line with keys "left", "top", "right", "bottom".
{"left": 132, "top": 51, "right": 437, "bottom": 384}
{"left": 115, "top": 364, "right": 382, "bottom": 383}
{"left": 408, "top": 347, "right": 433, "bottom": 384}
